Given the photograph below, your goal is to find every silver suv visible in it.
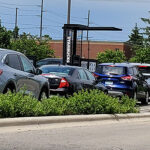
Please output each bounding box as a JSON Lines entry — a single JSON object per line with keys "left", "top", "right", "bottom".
{"left": 0, "top": 48, "right": 49, "bottom": 100}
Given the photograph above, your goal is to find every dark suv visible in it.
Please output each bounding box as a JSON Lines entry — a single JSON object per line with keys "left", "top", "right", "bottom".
{"left": 0, "top": 49, "right": 49, "bottom": 100}
{"left": 94, "top": 63, "right": 149, "bottom": 104}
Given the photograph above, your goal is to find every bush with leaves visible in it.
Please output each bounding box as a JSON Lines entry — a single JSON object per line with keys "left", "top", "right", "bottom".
{"left": 97, "top": 50, "right": 126, "bottom": 63}
{"left": 0, "top": 90, "right": 139, "bottom": 118}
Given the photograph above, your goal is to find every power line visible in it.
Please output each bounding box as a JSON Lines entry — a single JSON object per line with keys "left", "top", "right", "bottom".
{"left": 0, "top": 1, "right": 38, "bottom": 7}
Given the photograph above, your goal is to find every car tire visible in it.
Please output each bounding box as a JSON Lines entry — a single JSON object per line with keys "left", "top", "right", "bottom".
{"left": 39, "top": 89, "right": 48, "bottom": 101}
{"left": 141, "top": 91, "right": 149, "bottom": 105}
{"left": 3, "top": 86, "right": 15, "bottom": 94}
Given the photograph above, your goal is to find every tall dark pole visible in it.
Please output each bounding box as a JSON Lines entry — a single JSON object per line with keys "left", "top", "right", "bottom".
{"left": 87, "top": 10, "right": 90, "bottom": 68}
{"left": 15, "top": 8, "right": 18, "bottom": 41}
{"left": 15, "top": 8, "right": 18, "bottom": 28}
{"left": 67, "top": 0, "right": 71, "bottom": 24}
{"left": 87, "top": 10, "right": 90, "bottom": 41}
{"left": 40, "top": 0, "right": 44, "bottom": 40}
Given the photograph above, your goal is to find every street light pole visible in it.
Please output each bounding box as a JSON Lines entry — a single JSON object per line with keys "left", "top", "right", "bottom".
{"left": 67, "top": 0, "right": 71, "bottom": 24}
{"left": 40, "top": 0, "right": 44, "bottom": 40}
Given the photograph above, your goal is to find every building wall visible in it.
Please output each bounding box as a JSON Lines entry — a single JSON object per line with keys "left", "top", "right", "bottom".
{"left": 49, "top": 40, "right": 131, "bottom": 59}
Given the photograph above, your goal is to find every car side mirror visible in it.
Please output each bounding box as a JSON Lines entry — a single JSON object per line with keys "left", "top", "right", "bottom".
{"left": 36, "top": 68, "right": 42, "bottom": 75}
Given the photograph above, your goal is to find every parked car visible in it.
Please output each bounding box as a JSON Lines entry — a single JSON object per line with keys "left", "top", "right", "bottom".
{"left": 129, "top": 63, "right": 150, "bottom": 78}
{"left": 0, "top": 48, "right": 49, "bottom": 100}
{"left": 39, "top": 65, "right": 107, "bottom": 96}
{"left": 36, "top": 58, "right": 63, "bottom": 68}
{"left": 94, "top": 63, "right": 149, "bottom": 104}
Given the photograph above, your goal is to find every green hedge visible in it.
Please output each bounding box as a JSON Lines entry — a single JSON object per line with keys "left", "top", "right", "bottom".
{"left": 0, "top": 90, "right": 139, "bottom": 118}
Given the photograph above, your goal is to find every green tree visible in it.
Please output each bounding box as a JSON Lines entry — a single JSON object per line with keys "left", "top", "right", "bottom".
{"left": 13, "top": 26, "right": 19, "bottom": 40}
{"left": 10, "top": 33, "right": 54, "bottom": 60}
{"left": 128, "top": 23, "right": 144, "bottom": 46}
{"left": 141, "top": 12, "right": 150, "bottom": 43}
{"left": 129, "top": 47, "right": 150, "bottom": 63}
{"left": 97, "top": 50, "right": 126, "bottom": 63}
{"left": 0, "top": 26, "right": 12, "bottom": 48}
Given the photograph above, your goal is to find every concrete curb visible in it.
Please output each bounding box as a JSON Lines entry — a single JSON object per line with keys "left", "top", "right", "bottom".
{"left": 0, "top": 113, "right": 150, "bottom": 127}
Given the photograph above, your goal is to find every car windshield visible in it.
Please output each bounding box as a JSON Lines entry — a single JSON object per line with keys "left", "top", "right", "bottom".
{"left": 40, "top": 66, "right": 74, "bottom": 76}
{"left": 96, "top": 65, "right": 125, "bottom": 75}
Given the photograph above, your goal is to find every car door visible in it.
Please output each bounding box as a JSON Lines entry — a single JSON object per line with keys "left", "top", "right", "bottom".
{"left": 19, "top": 54, "right": 41, "bottom": 97}
{"left": 133, "top": 67, "right": 146, "bottom": 98}
{"left": 5, "top": 54, "right": 27, "bottom": 91}
{"left": 78, "top": 69, "right": 91, "bottom": 89}
{"left": 84, "top": 69, "right": 96, "bottom": 89}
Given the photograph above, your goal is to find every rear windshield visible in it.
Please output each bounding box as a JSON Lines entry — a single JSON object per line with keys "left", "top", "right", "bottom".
{"left": 96, "top": 65, "right": 125, "bottom": 75}
{"left": 40, "top": 66, "right": 74, "bottom": 76}
{"left": 138, "top": 66, "right": 150, "bottom": 74}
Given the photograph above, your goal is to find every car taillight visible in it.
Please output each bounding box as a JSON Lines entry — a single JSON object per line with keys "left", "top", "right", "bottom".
{"left": 0, "top": 69, "right": 3, "bottom": 75}
{"left": 93, "top": 73, "right": 99, "bottom": 78}
{"left": 121, "top": 75, "right": 133, "bottom": 81}
{"left": 58, "top": 78, "right": 69, "bottom": 88}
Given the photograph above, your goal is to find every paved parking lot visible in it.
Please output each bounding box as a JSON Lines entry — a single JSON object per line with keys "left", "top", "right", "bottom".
{"left": 139, "top": 103, "right": 150, "bottom": 113}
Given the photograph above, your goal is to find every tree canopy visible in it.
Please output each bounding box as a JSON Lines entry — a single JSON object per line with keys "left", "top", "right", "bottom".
{"left": 97, "top": 50, "right": 126, "bottom": 63}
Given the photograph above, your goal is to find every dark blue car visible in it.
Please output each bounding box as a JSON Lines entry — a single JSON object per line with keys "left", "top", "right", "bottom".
{"left": 94, "top": 63, "right": 149, "bottom": 104}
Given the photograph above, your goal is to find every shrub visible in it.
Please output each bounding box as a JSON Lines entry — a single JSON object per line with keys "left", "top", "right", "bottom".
{"left": 64, "top": 90, "right": 139, "bottom": 115}
{"left": 0, "top": 92, "right": 45, "bottom": 117}
{"left": 0, "top": 90, "right": 139, "bottom": 118}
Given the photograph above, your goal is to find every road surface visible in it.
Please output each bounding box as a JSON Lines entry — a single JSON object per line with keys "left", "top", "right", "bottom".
{"left": 0, "top": 118, "right": 150, "bottom": 150}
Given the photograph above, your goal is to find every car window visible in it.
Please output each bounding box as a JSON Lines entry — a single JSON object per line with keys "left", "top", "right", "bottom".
{"left": 96, "top": 65, "right": 125, "bottom": 75}
{"left": 138, "top": 66, "right": 150, "bottom": 74}
{"left": 85, "top": 69, "right": 95, "bottom": 81}
{"left": 6, "top": 54, "right": 22, "bottom": 70}
{"left": 133, "top": 67, "right": 138, "bottom": 75}
{"left": 20, "top": 55, "right": 35, "bottom": 73}
{"left": 40, "top": 66, "right": 74, "bottom": 76}
{"left": 78, "top": 69, "right": 88, "bottom": 80}
{"left": 128, "top": 68, "right": 134, "bottom": 75}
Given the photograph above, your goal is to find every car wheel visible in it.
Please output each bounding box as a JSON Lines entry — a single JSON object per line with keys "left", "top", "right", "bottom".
{"left": 141, "top": 91, "right": 149, "bottom": 105}
{"left": 3, "top": 86, "right": 15, "bottom": 94}
{"left": 39, "top": 90, "right": 48, "bottom": 101}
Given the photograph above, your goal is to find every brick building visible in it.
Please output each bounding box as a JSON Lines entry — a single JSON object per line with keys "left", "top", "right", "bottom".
{"left": 49, "top": 40, "right": 132, "bottom": 59}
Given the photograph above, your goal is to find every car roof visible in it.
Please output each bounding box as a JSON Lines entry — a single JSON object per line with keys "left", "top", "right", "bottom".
{"left": 38, "top": 58, "right": 62, "bottom": 62}
{"left": 39, "top": 64, "right": 84, "bottom": 70}
{"left": 98, "top": 63, "right": 137, "bottom": 67}
{"left": 0, "top": 48, "right": 22, "bottom": 55}
{"left": 129, "top": 63, "right": 150, "bottom": 67}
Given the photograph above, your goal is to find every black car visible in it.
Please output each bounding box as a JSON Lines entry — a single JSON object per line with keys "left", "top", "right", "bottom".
{"left": 94, "top": 63, "right": 149, "bottom": 104}
{"left": 39, "top": 65, "right": 107, "bottom": 95}
{"left": 36, "top": 58, "right": 63, "bottom": 68}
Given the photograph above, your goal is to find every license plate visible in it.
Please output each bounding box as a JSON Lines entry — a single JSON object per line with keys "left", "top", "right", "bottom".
{"left": 105, "top": 81, "right": 113, "bottom": 85}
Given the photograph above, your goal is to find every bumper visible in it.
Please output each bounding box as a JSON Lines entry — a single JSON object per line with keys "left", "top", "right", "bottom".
{"left": 50, "top": 88, "right": 69, "bottom": 96}
{"left": 107, "top": 89, "right": 133, "bottom": 97}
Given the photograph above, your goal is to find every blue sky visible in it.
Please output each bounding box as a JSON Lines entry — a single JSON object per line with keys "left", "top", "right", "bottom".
{"left": 0, "top": 0, "right": 150, "bottom": 42}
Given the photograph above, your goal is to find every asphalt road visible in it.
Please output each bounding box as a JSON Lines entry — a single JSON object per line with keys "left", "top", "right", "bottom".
{"left": 140, "top": 103, "right": 150, "bottom": 113}
{"left": 0, "top": 119, "right": 150, "bottom": 150}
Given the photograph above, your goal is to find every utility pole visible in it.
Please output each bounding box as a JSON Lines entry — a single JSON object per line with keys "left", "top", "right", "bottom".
{"left": 87, "top": 10, "right": 90, "bottom": 67}
{"left": 40, "top": 0, "right": 44, "bottom": 40}
{"left": 14, "top": 8, "right": 18, "bottom": 40}
{"left": 67, "top": 0, "right": 71, "bottom": 24}
{"left": 87, "top": 10, "right": 90, "bottom": 41}
{"left": 15, "top": 8, "right": 18, "bottom": 28}
{"left": 0, "top": 18, "right": 1, "bottom": 27}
